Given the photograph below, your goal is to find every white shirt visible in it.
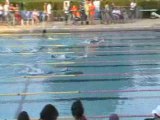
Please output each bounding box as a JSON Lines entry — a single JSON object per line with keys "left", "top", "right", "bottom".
{"left": 64, "top": 5, "right": 69, "bottom": 13}
{"left": 0, "top": 5, "right": 3, "bottom": 15}
{"left": 47, "top": 4, "right": 52, "bottom": 14}
{"left": 4, "top": 4, "right": 9, "bottom": 12}
{"left": 112, "top": 9, "right": 121, "bottom": 15}
{"left": 130, "top": 2, "right": 136, "bottom": 10}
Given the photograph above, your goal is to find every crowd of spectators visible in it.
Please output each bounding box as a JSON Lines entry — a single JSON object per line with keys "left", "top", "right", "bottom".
{"left": 63, "top": 0, "right": 137, "bottom": 25}
{"left": 16, "top": 99, "right": 160, "bottom": 120}
{"left": 17, "top": 100, "right": 120, "bottom": 120}
{"left": 0, "top": 0, "right": 138, "bottom": 26}
{"left": 0, "top": 1, "right": 52, "bottom": 25}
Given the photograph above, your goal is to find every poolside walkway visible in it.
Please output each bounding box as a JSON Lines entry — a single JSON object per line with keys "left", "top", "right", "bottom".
{"left": 0, "top": 19, "right": 160, "bottom": 33}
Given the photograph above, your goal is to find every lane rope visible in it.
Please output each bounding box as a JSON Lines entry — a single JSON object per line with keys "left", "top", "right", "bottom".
{"left": 0, "top": 59, "right": 159, "bottom": 66}
{"left": 0, "top": 89, "right": 160, "bottom": 96}
{"left": 17, "top": 72, "right": 160, "bottom": 79}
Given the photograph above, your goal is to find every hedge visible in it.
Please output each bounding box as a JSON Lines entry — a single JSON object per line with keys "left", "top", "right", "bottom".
{"left": 0, "top": 0, "right": 159, "bottom": 12}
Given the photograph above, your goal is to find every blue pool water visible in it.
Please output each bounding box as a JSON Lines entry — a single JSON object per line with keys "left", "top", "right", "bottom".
{"left": 0, "top": 30, "right": 160, "bottom": 120}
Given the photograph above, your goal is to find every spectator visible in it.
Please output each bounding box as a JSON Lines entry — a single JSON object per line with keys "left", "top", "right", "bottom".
{"left": 0, "top": 3, "right": 3, "bottom": 22}
{"left": 42, "top": 3, "right": 47, "bottom": 21}
{"left": 71, "top": 5, "right": 80, "bottom": 25}
{"left": 144, "top": 105, "right": 160, "bottom": 120}
{"left": 40, "top": 104, "right": 59, "bottom": 120}
{"left": 14, "top": 4, "right": 22, "bottom": 25}
{"left": 46, "top": 2, "right": 52, "bottom": 22}
{"left": 112, "top": 7, "right": 123, "bottom": 23}
{"left": 17, "top": 111, "right": 30, "bottom": 120}
{"left": 104, "top": 1, "right": 112, "bottom": 24}
{"left": 79, "top": 4, "right": 86, "bottom": 25}
{"left": 71, "top": 99, "right": 87, "bottom": 120}
{"left": 109, "top": 114, "right": 119, "bottom": 120}
{"left": 84, "top": 0, "right": 90, "bottom": 24}
{"left": 43, "top": 3, "right": 47, "bottom": 14}
{"left": 63, "top": 2, "right": 70, "bottom": 24}
{"left": 3, "top": 1, "right": 9, "bottom": 23}
{"left": 32, "top": 9, "right": 40, "bottom": 24}
{"left": 9, "top": 3, "right": 17, "bottom": 25}
{"left": 89, "top": 1, "right": 95, "bottom": 24}
{"left": 129, "top": 0, "right": 137, "bottom": 19}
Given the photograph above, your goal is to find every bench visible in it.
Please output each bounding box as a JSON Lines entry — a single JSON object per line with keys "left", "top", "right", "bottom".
{"left": 139, "top": 9, "right": 158, "bottom": 18}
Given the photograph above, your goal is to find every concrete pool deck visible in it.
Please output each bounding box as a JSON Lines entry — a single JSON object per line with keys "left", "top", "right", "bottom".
{"left": 0, "top": 19, "right": 160, "bottom": 34}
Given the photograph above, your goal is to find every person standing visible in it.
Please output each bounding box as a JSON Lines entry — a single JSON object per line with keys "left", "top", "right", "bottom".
{"left": 47, "top": 2, "right": 52, "bottom": 22}
{"left": 9, "top": 3, "right": 16, "bottom": 25}
{"left": 104, "top": 1, "right": 112, "bottom": 24}
{"left": 79, "top": 3, "right": 86, "bottom": 25}
{"left": 129, "top": 0, "right": 137, "bottom": 19}
{"left": 71, "top": 5, "right": 80, "bottom": 25}
{"left": 63, "top": 2, "right": 69, "bottom": 24}
{"left": 3, "top": 1, "right": 9, "bottom": 24}
{"left": 42, "top": 3, "right": 47, "bottom": 21}
{"left": 0, "top": 4, "right": 3, "bottom": 22}
{"left": 89, "top": 1, "right": 95, "bottom": 24}
{"left": 84, "top": 0, "right": 89, "bottom": 24}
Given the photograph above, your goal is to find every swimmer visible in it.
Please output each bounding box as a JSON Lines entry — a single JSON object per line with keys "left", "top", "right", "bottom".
{"left": 42, "top": 29, "right": 47, "bottom": 34}
{"left": 51, "top": 54, "right": 87, "bottom": 60}
{"left": 51, "top": 54, "right": 67, "bottom": 60}
{"left": 42, "top": 29, "right": 47, "bottom": 37}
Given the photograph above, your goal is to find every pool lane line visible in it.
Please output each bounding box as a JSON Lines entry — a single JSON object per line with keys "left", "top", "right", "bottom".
{"left": 48, "top": 63, "right": 160, "bottom": 67}
{"left": 15, "top": 78, "right": 30, "bottom": 118}
{"left": 0, "top": 59, "right": 159, "bottom": 66}
{"left": 0, "top": 61, "right": 75, "bottom": 66}
{"left": 1, "top": 50, "right": 160, "bottom": 56}
{"left": 0, "top": 91, "right": 79, "bottom": 96}
{"left": 2, "top": 42, "right": 160, "bottom": 49}
{"left": 1, "top": 37, "right": 159, "bottom": 42}
{"left": 0, "top": 71, "right": 159, "bottom": 81}
{"left": 1, "top": 49, "right": 160, "bottom": 54}
{"left": 0, "top": 77, "right": 156, "bottom": 84}
{"left": 1, "top": 89, "right": 160, "bottom": 96}
{"left": 17, "top": 72, "right": 160, "bottom": 79}
{"left": 88, "top": 114, "right": 152, "bottom": 119}
{"left": 1, "top": 42, "right": 160, "bottom": 48}
{"left": 0, "top": 63, "right": 159, "bottom": 68}
{"left": 0, "top": 114, "right": 152, "bottom": 120}
{"left": 1, "top": 96, "right": 160, "bottom": 102}
{"left": 0, "top": 51, "right": 75, "bottom": 55}
{"left": 0, "top": 33, "right": 71, "bottom": 36}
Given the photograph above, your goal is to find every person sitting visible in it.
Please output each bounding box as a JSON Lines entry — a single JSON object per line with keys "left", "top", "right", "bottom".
{"left": 112, "top": 7, "right": 123, "bottom": 22}
{"left": 71, "top": 99, "right": 87, "bottom": 120}
{"left": 144, "top": 105, "right": 160, "bottom": 120}
{"left": 17, "top": 111, "right": 30, "bottom": 120}
{"left": 71, "top": 5, "right": 80, "bottom": 25}
{"left": 14, "top": 4, "right": 22, "bottom": 25}
{"left": 109, "top": 114, "right": 119, "bottom": 120}
{"left": 32, "top": 9, "right": 40, "bottom": 24}
{"left": 40, "top": 104, "right": 59, "bottom": 120}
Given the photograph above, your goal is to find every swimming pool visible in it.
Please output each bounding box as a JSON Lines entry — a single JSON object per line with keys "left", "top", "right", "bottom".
{"left": 0, "top": 30, "right": 160, "bottom": 120}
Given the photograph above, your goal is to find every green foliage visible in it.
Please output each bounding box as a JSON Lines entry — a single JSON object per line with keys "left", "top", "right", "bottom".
{"left": 138, "top": 0, "right": 160, "bottom": 9}
{"left": 0, "top": 0, "right": 159, "bottom": 11}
